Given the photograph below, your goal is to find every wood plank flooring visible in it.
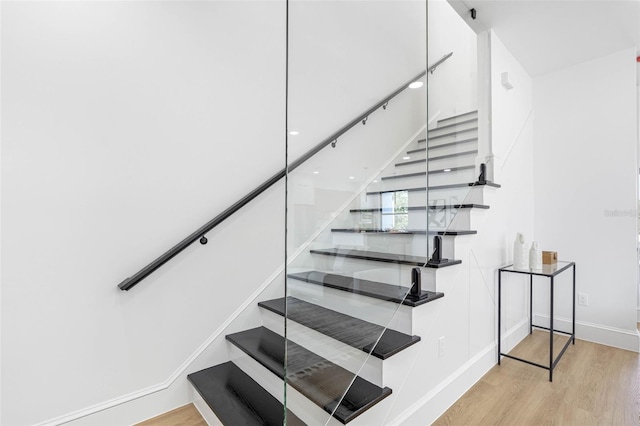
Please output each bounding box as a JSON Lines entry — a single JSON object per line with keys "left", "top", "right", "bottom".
{"left": 136, "top": 404, "right": 207, "bottom": 426}
{"left": 434, "top": 331, "right": 640, "bottom": 426}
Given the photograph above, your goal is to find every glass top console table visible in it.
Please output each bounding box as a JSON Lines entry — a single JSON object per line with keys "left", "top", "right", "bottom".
{"left": 498, "top": 261, "right": 576, "bottom": 381}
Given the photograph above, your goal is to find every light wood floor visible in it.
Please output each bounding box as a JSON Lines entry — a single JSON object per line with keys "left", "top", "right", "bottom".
{"left": 136, "top": 404, "right": 207, "bottom": 426}
{"left": 139, "top": 333, "right": 639, "bottom": 426}
{"left": 435, "top": 331, "right": 640, "bottom": 426}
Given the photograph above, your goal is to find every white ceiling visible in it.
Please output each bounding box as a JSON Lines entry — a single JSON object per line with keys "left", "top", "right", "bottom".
{"left": 449, "top": 0, "right": 640, "bottom": 77}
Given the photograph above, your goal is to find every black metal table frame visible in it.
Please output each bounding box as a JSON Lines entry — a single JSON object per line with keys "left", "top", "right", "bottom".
{"left": 498, "top": 261, "right": 576, "bottom": 381}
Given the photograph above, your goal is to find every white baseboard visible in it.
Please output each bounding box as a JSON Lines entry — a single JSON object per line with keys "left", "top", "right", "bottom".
{"left": 533, "top": 314, "right": 640, "bottom": 353}
{"left": 388, "top": 318, "right": 529, "bottom": 426}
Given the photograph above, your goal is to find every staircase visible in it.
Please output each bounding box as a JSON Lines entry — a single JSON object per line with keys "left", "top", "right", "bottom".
{"left": 187, "top": 110, "right": 499, "bottom": 425}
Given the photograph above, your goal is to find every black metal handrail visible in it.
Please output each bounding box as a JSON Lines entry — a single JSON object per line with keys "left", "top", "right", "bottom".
{"left": 118, "top": 52, "right": 453, "bottom": 291}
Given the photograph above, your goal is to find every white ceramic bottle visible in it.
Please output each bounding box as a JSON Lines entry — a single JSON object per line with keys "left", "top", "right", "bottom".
{"left": 513, "top": 233, "right": 528, "bottom": 269}
{"left": 529, "top": 241, "right": 542, "bottom": 270}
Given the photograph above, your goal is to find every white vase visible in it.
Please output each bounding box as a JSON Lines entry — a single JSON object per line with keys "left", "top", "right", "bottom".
{"left": 529, "top": 241, "right": 542, "bottom": 270}
{"left": 513, "top": 233, "right": 528, "bottom": 269}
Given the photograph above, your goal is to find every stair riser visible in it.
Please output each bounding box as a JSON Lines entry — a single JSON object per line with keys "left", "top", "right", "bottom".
{"left": 347, "top": 209, "right": 473, "bottom": 232}
{"left": 394, "top": 156, "right": 477, "bottom": 174}
{"left": 287, "top": 278, "right": 415, "bottom": 335}
{"left": 227, "top": 344, "right": 343, "bottom": 426}
{"left": 428, "top": 120, "right": 478, "bottom": 136}
{"left": 260, "top": 308, "right": 384, "bottom": 387}
{"left": 421, "top": 141, "right": 478, "bottom": 157}
{"left": 330, "top": 232, "right": 458, "bottom": 258}
{"left": 437, "top": 111, "right": 478, "bottom": 126}
{"left": 409, "top": 187, "right": 486, "bottom": 205}
{"left": 190, "top": 386, "right": 224, "bottom": 426}
{"left": 370, "top": 169, "right": 475, "bottom": 193}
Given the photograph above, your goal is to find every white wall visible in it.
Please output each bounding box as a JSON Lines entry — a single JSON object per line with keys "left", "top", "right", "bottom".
{"left": 428, "top": 0, "right": 478, "bottom": 123}
{"left": 1, "top": 2, "right": 287, "bottom": 424}
{"left": 533, "top": 47, "right": 639, "bottom": 351}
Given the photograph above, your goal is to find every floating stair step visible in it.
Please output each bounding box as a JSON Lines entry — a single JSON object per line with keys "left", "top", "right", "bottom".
{"left": 430, "top": 117, "right": 477, "bottom": 132}
{"left": 396, "top": 150, "right": 478, "bottom": 167}
{"left": 366, "top": 181, "right": 501, "bottom": 196}
{"left": 187, "top": 362, "right": 305, "bottom": 426}
{"left": 259, "top": 297, "right": 420, "bottom": 359}
{"left": 381, "top": 166, "right": 475, "bottom": 180}
{"left": 331, "top": 228, "right": 477, "bottom": 236}
{"left": 425, "top": 127, "right": 478, "bottom": 140}
{"left": 349, "top": 204, "right": 490, "bottom": 213}
{"left": 407, "top": 138, "right": 477, "bottom": 155}
{"left": 288, "top": 271, "right": 444, "bottom": 307}
{"left": 309, "top": 248, "right": 461, "bottom": 268}
{"left": 226, "top": 327, "right": 391, "bottom": 424}
{"left": 437, "top": 110, "right": 478, "bottom": 125}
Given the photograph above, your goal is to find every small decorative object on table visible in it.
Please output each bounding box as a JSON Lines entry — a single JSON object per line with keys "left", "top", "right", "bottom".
{"left": 513, "top": 233, "right": 528, "bottom": 269}
{"left": 529, "top": 241, "right": 542, "bottom": 270}
{"left": 543, "top": 251, "right": 558, "bottom": 265}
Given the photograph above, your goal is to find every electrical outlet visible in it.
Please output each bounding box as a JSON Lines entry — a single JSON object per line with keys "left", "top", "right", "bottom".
{"left": 438, "top": 336, "right": 445, "bottom": 358}
{"left": 578, "top": 292, "right": 589, "bottom": 306}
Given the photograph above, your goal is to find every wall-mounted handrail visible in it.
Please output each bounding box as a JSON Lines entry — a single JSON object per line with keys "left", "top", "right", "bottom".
{"left": 118, "top": 52, "right": 453, "bottom": 291}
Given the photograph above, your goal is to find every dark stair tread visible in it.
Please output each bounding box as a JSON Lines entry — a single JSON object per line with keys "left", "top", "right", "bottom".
{"left": 381, "top": 166, "right": 474, "bottom": 180}
{"left": 437, "top": 110, "right": 478, "bottom": 124}
{"left": 396, "top": 150, "right": 478, "bottom": 166}
{"left": 226, "top": 327, "right": 391, "bottom": 424}
{"left": 350, "top": 204, "right": 490, "bottom": 213}
{"left": 187, "top": 362, "right": 305, "bottom": 426}
{"left": 288, "top": 270, "right": 444, "bottom": 307}
{"left": 310, "top": 248, "right": 462, "bottom": 268}
{"left": 407, "top": 138, "right": 478, "bottom": 154}
{"left": 424, "top": 127, "right": 478, "bottom": 140}
{"left": 258, "top": 297, "right": 420, "bottom": 359}
{"left": 331, "top": 228, "right": 477, "bottom": 236}
{"left": 366, "top": 181, "right": 501, "bottom": 196}
{"left": 429, "top": 117, "right": 477, "bottom": 132}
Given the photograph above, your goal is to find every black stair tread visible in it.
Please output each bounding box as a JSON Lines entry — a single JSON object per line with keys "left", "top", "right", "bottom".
{"left": 429, "top": 117, "right": 477, "bottom": 132}
{"left": 437, "top": 110, "right": 478, "bottom": 124}
{"left": 349, "top": 204, "right": 490, "bottom": 213}
{"left": 310, "top": 247, "right": 462, "bottom": 268}
{"left": 425, "top": 127, "right": 478, "bottom": 140}
{"left": 381, "top": 166, "right": 474, "bottom": 180}
{"left": 288, "top": 270, "right": 444, "bottom": 307}
{"left": 226, "top": 327, "right": 391, "bottom": 424}
{"left": 407, "top": 138, "right": 477, "bottom": 155}
{"left": 258, "top": 297, "right": 420, "bottom": 360}
{"left": 331, "top": 228, "right": 477, "bottom": 236}
{"left": 396, "top": 150, "right": 478, "bottom": 166}
{"left": 366, "top": 181, "right": 501, "bottom": 196}
{"left": 187, "top": 362, "right": 305, "bottom": 426}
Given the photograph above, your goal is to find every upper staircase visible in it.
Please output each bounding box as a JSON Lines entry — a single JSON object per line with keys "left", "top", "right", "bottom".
{"left": 186, "top": 110, "right": 500, "bottom": 425}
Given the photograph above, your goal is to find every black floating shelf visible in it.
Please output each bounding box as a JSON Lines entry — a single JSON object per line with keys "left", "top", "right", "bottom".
{"left": 187, "top": 362, "right": 306, "bottom": 426}
{"left": 349, "top": 204, "right": 490, "bottom": 213}
{"left": 330, "top": 228, "right": 477, "bottom": 236}
{"left": 288, "top": 270, "right": 444, "bottom": 307}
{"left": 366, "top": 181, "right": 501, "bottom": 196}
{"left": 226, "top": 327, "right": 391, "bottom": 424}
{"left": 258, "top": 297, "right": 420, "bottom": 359}
{"left": 310, "top": 248, "right": 462, "bottom": 268}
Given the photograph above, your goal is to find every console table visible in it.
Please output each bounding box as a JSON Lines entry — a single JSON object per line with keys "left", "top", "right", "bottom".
{"left": 498, "top": 261, "right": 576, "bottom": 381}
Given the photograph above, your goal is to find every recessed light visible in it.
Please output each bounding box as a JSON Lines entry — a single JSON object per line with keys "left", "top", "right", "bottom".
{"left": 289, "top": 130, "right": 299, "bottom": 136}
{"left": 403, "top": 156, "right": 411, "bottom": 160}
{"left": 349, "top": 176, "right": 355, "bottom": 180}
{"left": 444, "top": 168, "right": 451, "bottom": 172}
{"left": 313, "top": 171, "right": 320, "bottom": 174}
{"left": 373, "top": 180, "right": 378, "bottom": 183}
{"left": 408, "top": 81, "right": 423, "bottom": 89}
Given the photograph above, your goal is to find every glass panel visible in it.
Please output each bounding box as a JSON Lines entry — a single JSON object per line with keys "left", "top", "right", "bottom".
{"left": 285, "top": 0, "right": 480, "bottom": 423}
